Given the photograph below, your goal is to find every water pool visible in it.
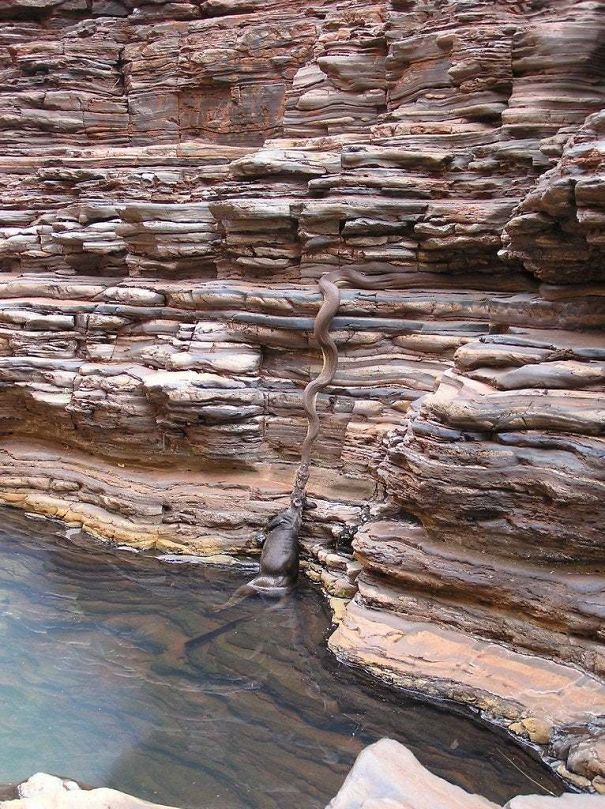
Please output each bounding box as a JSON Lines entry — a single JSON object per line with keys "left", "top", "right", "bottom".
{"left": 0, "top": 508, "right": 563, "bottom": 808}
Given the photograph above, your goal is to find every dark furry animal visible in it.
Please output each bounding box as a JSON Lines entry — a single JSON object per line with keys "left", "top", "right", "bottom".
{"left": 218, "top": 491, "right": 313, "bottom": 610}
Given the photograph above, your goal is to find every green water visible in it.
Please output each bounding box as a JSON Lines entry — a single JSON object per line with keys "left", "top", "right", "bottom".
{"left": 0, "top": 508, "right": 563, "bottom": 808}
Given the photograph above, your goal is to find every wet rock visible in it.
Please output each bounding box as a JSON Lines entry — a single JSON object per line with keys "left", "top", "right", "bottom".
{"left": 328, "top": 740, "right": 605, "bottom": 809}
{"left": 329, "top": 598, "right": 605, "bottom": 791}
{"left": 593, "top": 778, "right": 605, "bottom": 795}
{"left": 509, "top": 719, "right": 553, "bottom": 746}
{"left": 554, "top": 767, "right": 593, "bottom": 791}
{"left": 567, "top": 736, "right": 605, "bottom": 781}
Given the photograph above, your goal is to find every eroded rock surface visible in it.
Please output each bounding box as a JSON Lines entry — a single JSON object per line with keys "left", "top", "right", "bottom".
{"left": 327, "top": 739, "right": 605, "bottom": 809}
{"left": 0, "top": 773, "right": 178, "bottom": 809}
{"left": 327, "top": 739, "right": 500, "bottom": 809}
{"left": 0, "top": 0, "right": 603, "bottom": 788}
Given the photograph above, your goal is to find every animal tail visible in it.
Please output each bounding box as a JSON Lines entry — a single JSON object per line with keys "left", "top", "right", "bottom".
{"left": 183, "top": 596, "right": 289, "bottom": 659}
{"left": 212, "top": 583, "right": 257, "bottom": 613}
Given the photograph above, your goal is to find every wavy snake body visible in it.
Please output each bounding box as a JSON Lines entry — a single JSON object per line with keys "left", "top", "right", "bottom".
{"left": 293, "top": 268, "right": 404, "bottom": 498}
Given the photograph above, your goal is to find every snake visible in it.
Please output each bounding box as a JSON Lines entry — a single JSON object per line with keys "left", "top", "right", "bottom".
{"left": 293, "top": 267, "right": 405, "bottom": 496}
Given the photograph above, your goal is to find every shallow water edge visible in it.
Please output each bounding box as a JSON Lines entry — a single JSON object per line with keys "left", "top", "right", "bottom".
{"left": 0, "top": 505, "right": 567, "bottom": 808}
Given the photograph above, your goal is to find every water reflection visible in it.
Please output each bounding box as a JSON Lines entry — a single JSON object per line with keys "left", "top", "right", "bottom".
{"left": 0, "top": 508, "right": 563, "bottom": 808}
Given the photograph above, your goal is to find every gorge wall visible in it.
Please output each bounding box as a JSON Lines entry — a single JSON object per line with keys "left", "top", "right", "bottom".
{"left": 0, "top": 0, "right": 604, "bottom": 790}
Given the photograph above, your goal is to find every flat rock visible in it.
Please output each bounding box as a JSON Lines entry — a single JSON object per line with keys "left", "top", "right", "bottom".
{"left": 330, "top": 600, "right": 605, "bottom": 732}
{"left": 327, "top": 740, "right": 605, "bottom": 809}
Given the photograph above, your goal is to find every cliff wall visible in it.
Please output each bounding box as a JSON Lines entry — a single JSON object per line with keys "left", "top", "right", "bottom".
{"left": 0, "top": 0, "right": 603, "bottom": 788}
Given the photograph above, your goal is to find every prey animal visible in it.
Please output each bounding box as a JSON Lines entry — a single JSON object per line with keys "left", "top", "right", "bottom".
{"left": 181, "top": 489, "right": 313, "bottom": 657}
{"left": 218, "top": 488, "right": 314, "bottom": 610}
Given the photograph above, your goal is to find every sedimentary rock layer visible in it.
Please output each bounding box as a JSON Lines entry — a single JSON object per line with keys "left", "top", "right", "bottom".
{"left": 0, "top": 0, "right": 603, "bottom": 789}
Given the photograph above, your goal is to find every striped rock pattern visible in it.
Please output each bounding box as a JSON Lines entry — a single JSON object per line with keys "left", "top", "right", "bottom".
{"left": 0, "top": 0, "right": 603, "bottom": 787}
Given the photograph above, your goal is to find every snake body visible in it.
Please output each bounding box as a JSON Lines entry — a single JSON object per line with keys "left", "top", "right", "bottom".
{"left": 294, "top": 267, "right": 402, "bottom": 494}
{"left": 299, "top": 272, "right": 341, "bottom": 469}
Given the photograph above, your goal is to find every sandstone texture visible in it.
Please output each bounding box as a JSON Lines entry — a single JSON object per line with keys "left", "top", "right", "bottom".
{"left": 0, "top": 773, "right": 178, "bottom": 809}
{"left": 0, "top": 0, "right": 603, "bottom": 790}
{"left": 327, "top": 739, "right": 605, "bottom": 809}
{"left": 327, "top": 739, "right": 500, "bottom": 809}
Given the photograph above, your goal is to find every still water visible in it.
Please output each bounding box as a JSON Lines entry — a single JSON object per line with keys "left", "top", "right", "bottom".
{"left": 0, "top": 508, "right": 563, "bottom": 808}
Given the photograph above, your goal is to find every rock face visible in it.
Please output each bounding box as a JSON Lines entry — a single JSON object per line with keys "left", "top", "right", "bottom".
{"left": 327, "top": 739, "right": 500, "bottom": 809}
{"left": 327, "top": 739, "right": 605, "bottom": 809}
{"left": 5, "top": 749, "right": 605, "bottom": 809}
{"left": 5, "top": 754, "right": 603, "bottom": 809}
{"left": 0, "top": 0, "right": 603, "bottom": 789}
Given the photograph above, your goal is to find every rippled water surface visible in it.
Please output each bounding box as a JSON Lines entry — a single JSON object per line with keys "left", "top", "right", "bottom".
{"left": 0, "top": 508, "right": 563, "bottom": 808}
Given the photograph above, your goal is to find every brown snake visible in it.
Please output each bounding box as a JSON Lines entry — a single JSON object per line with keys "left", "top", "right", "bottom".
{"left": 293, "top": 268, "right": 406, "bottom": 497}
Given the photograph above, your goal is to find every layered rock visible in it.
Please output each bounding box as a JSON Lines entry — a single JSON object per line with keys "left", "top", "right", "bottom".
{"left": 0, "top": 0, "right": 603, "bottom": 789}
